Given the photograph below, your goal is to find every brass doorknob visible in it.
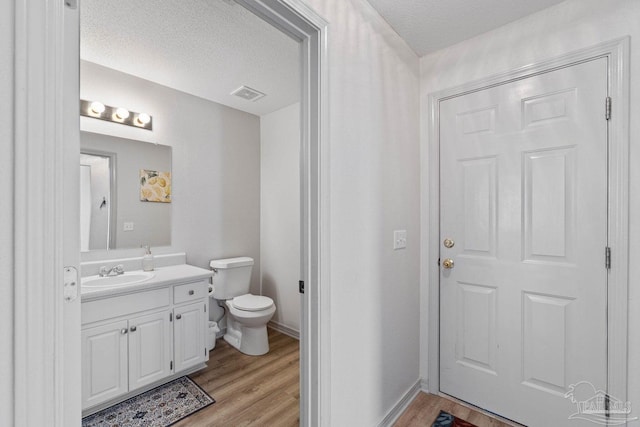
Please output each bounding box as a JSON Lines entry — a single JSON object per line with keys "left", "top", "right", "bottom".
{"left": 442, "top": 259, "right": 454, "bottom": 269}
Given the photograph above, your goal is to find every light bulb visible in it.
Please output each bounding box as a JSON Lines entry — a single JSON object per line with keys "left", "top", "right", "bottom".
{"left": 115, "top": 107, "right": 130, "bottom": 120}
{"left": 89, "top": 101, "right": 105, "bottom": 115}
{"left": 136, "top": 113, "right": 151, "bottom": 126}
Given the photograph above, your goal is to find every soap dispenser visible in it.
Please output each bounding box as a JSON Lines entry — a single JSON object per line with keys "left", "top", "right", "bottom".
{"left": 142, "top": 245, "right": 154, "bottom": 271}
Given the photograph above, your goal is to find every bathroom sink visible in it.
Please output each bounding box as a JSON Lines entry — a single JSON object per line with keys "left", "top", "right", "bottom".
{"left": 82, "top": 271, "right": 155, "bottom": 288}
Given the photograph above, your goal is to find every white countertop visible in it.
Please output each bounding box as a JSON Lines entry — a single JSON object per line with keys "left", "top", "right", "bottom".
{"left": 81, "top": 264, "right": 213, "bottom": 301}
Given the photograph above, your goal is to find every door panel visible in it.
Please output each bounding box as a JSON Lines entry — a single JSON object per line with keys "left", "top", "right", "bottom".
{"left": 439, "top": 58, "right": 608, "bottom": 426}
{"left": 456, "top": 283, "right": 497, "bottom": 374}
{"left": 460, "top": 158, "right": 497, "bottom": 257}
{"left": 174, "top": 302, "right": 206, "bottom": 373}
{"left": 523, "top": 148, "right": 576, "bottom": 262}
{"left": 522, "top": 292, "right": 573, "bottom": 395}
{"left": 81, "top": 320, "right": 128, "bottom": 409}
{"left": 128, "top": 311, "right": 172, "bottom": 391}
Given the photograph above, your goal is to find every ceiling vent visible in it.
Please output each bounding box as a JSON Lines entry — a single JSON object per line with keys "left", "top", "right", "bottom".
{"left": 231, "top": 86, "right": 266, "bottom": 102}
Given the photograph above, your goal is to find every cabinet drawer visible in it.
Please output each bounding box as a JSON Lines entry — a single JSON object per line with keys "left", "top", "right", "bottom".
{"left": 82, "top": 287, "right": 170, "bottom": 325}
{"left": 174, "top": 281, "right": 208, "bottom": 305}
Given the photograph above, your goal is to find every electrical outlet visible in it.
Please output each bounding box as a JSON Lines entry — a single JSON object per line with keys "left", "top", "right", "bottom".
{"left": 123, "top": 222, "right": 134, "bottom": 231}
{"left": 393, "top": 230, "right": 407, "bottom": 250}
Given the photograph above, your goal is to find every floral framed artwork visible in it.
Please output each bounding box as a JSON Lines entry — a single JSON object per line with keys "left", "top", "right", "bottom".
{"left": 140, "top": 169, "right": 172, "bottom": 203}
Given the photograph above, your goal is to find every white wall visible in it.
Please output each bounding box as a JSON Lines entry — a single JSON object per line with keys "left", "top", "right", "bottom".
{"left": 260, "top": 103, "right": 301, "bottom": 333}
{"left": 420, "top": 0, "right": 640, "bottom": 422}
{"left": 0, "top": 0, "right": 14, "bottom": 425}
{"left": 305, "top": 0, "right": 422, "bottom": 424}
{"left": 80, "top": 61, "right": 262, "bottom": 294}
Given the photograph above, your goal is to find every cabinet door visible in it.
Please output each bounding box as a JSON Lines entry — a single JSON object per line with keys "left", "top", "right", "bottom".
{"left": 82, "top": 320, "right": 128, "bottom": 409}
{"left": 174, "top": 302, "right": 206, "bottom": 372}
{"left": 128, "top": 311, "right": 172, "bottom": 391}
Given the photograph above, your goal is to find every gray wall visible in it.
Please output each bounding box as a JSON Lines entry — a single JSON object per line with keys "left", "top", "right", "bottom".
{"left": 260, "top": 102, "right": 300, "bottom": 333}
{"left": 80, "top": 61, "right": 261, "bottom": 293}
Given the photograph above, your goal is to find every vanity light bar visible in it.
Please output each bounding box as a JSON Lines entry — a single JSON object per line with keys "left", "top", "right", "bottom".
{"left": 80, "top": 99, "right": 153, "bottom": 130}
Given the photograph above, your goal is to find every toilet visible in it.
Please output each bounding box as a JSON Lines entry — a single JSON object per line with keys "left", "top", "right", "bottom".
{"left": 210, "top": 257, "right": 276, "bottom": 356}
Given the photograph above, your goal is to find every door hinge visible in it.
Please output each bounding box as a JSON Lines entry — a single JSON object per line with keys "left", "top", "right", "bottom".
{"left": 170, "top": 361, "right": 173, "bottom": 370}
{"left": 605, "top": 246, "right": 611, "bottom": 270}
{"left": 169, "top": 312, "right": 173, "bottom": 322}
{"left": 299, "top": 280, "right": 305, "bottom": 294}
{"left": 64, "top": 0, "right": 77, "bottom": 9}
{"left": 205, "top": 348, "right": 207, "bottom": 355}
{"left": 63, "top": 266, "right": 79, "bottom": 302}
{"left": 605, "top": 96, "right": 612, "bottom": 120}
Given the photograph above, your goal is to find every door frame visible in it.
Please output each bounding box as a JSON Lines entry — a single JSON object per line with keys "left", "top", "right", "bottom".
{"left": 235, "top": 2, "right": 331, "bottom": 424}
{"left": 80, "top": 149, "right": 118, "bottom": 250}
{"left": 10, "top": 0, "right": 330, "bottom": 426}
{"left": 423, "top": 38, "right": 630, "bottom": 411}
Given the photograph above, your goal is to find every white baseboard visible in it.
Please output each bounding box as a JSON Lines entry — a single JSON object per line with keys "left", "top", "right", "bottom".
{"left": 377, "top": 379, "right": 422, "bottom": 427}
{"left": 268, "top": 320, "right": 300, "bottom": 339}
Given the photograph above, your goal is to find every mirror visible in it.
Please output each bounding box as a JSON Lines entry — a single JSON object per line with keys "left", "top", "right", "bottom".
{"left": 80, "top": 131, "right": 172, "bottom": 251}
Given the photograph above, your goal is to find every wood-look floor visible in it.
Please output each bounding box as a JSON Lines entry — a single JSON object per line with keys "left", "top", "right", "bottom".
{"left": 175, "top": 328, "right": 299, "bottom": 427}
{"left": 394, "top": 392, "right": 516, "bottom": 427}
{"left": 175, "top": 329, "right": 511, "bottom": 427}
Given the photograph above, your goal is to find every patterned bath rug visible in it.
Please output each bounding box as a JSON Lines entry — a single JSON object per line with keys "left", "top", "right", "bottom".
{"left": 82, "top": 376, "right": 215, "bottom": 427}
{"left": 432, "top": 410, "right": 478, "bottom": 427}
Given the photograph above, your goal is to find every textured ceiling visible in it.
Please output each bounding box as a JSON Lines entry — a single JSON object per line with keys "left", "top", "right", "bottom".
{"left": 366, "top": 0, "right": 568, "bottom": 56}
{"left": 82, "top": 0, "right": 568, "bottom": 115}
{"left": 81, "top": 0, "right": 300, "bottom": 116}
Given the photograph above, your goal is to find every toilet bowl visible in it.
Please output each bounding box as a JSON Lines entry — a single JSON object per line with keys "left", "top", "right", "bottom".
{"left": 210, "top": 257, "right": 276, "bottom": 356}
{"left": 224, "top": 294, "right": 276, "bottom": 356}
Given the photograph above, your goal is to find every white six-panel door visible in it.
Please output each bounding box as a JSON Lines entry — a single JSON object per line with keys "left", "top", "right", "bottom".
{"left": 439, "top": 58, "right": 608, "bottom": 426}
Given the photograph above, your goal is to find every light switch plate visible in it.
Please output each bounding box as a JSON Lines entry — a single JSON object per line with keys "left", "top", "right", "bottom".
{"left": 123, "top": 222, "right": 134, "bottom": 231}
{"left": 393, "top": 230, "right": 407, "bottom": 250}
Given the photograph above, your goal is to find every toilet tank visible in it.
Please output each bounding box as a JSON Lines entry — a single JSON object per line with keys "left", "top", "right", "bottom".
{"left": 210, "top": 257, "right": 254, "bottom": 300}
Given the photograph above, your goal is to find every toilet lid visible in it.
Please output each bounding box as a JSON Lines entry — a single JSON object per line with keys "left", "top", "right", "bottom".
{"left": 232, "top": 294, "right": 274, "bottom": 312}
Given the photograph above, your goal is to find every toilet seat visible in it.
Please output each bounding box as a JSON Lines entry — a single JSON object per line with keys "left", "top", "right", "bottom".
{"left": 232, "top": 294, "right": 274, "bottom": 312}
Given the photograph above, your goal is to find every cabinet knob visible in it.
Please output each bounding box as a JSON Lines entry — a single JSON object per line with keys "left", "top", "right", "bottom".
{"left": 188, "top": 290, "right": 194, "bottom": 295}
{"left": 130, "top": 326, "right": 137, "bottom": 332}
{"left": 176, "top": 314, "right": 182, "bottom": 320}
{"left": 121, "top": 328, "right": 128, "bottom": 335}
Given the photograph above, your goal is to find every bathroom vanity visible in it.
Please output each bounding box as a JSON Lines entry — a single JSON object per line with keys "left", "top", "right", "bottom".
{"left": 80, "top": 263, "right": 212, "bottom": 414}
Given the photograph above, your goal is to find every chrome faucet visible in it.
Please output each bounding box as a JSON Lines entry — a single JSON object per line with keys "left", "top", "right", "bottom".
{"left": 99, "top": 264, "right": 125, "bottom": 277}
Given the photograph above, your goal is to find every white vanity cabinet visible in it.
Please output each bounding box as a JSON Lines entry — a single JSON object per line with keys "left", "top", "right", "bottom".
{"left": 173, "top": 282, "right": 208, "bottom": 373}
{"left": 81, "top": 319, "right": 129, "bottom": 408}
{"left": 174, "top": 302, "right": 206, "bottom": 372}
{"left": 81, "top": 275, "right": 210, "bottom": 413}
{"left": 128, "top": 310, "right": 173, "bottom": 390}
